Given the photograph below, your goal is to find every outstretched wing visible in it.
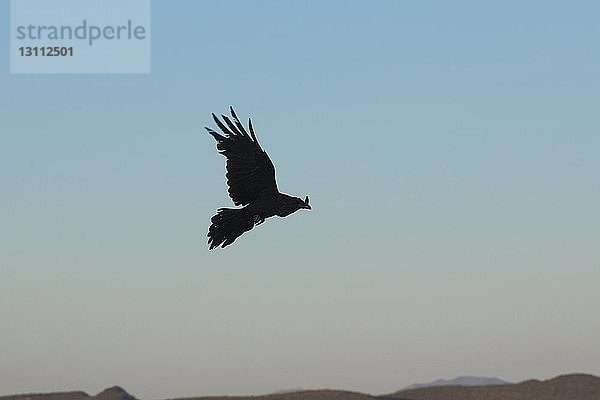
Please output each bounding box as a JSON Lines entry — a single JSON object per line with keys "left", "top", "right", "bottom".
{"left": 206, "top": 107, "right": 278, "bottom": 206}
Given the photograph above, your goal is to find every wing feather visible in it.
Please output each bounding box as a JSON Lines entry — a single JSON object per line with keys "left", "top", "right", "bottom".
{"left": 248, "top": 118, "right": 259, "bottom": 146}
{"left": 229, "top": 106, "right": 251, "bottom": 138}
{"left": 222, "top": 115, "right": 244, "bottom": 137}
{"left": 212, "top": 113, "right": 234, "bottom": 137}
{"left": 206, "top": 107, "right": 277, "bottom": 206}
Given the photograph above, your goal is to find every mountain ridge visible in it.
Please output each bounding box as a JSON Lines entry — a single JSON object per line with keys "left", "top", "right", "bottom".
{"left": 386, "top": 373, "right": 600, "bottom": 400}
{"left": 0, "top": 386, "right": 136, "bottom": 400}
{"left": 403, "top": 376, "right": 510, "bottom": 390}
{"left": 2, "top": 373, "right": 599, "bottom": 400}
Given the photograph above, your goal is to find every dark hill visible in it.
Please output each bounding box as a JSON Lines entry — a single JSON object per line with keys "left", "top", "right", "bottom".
{"left": 2, "top": 374, "right": 599, "bottom": 400}
{"left": 0, "top": 387, "right": 137, "bottom": 400}
{"left": 168, "top": 389, "right": 376, "bottom": 400}
{"left": 0, "top": 392, "right": 89, "bottom": 400}
{"left": 94, "top": 387, "right": 137, "bottom": 400}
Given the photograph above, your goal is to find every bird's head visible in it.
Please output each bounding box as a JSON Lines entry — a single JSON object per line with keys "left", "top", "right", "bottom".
{"left": 289, "top": 195, "right": 312, "bottom": 211}
{"left": 301, "top": 195, "right": 311, "bottom": 210}
{"left": 277, "top": 195, "right": 311, "bottom": 217}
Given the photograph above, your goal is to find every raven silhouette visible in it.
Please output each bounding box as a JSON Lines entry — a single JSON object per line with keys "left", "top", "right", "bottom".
{"left": 205, "top": 107, "right": 311, "bottom": 249}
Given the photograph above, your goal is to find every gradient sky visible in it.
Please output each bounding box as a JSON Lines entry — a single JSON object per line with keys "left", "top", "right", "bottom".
{"left": 1, "top": 1, "right": 599, "bottom": 399}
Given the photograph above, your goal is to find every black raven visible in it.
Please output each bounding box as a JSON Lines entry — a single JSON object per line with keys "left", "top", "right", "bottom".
{"left": 205, "top": 107, "right": 311, "bottom": 249}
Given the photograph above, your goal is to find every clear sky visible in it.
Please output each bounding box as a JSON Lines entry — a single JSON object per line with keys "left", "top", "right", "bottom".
{"left": 1, "top": 1, "right": 599, "bottom": 399}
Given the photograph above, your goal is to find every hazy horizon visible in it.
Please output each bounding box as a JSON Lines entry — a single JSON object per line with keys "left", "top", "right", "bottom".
{"left": 1, "top": 1, "right": 599, "bottom": 399}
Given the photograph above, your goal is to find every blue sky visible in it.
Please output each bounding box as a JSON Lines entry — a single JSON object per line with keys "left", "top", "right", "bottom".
{"left": 1, "top": 1, "right": 599, "bottom": 399}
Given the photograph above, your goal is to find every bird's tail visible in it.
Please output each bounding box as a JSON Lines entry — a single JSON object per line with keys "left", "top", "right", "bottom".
{"left": 208, "top": 208, "right": 254, "bottom": 250}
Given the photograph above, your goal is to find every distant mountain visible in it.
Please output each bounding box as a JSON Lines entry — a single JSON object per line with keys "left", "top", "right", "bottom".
{"left": 0, "top": 386, "right": 137, "bottom": 400}
{"left": 2, "top": 374, "right": 600, "bottom": 400}
{"left": 403, "top": 376, "right": 510, "bottom": 390}
{"left": 386, "top": 373, "right": 600, "bottom": 400}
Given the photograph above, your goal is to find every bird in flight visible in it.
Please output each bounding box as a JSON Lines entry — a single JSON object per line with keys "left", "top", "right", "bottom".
{"left": 205, "top": 107, "right": 311, "bottom": 249}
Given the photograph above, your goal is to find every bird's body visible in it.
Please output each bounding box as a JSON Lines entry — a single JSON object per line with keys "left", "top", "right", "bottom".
{"left": 205, "top": 107, "right": 310, "bottom": 249}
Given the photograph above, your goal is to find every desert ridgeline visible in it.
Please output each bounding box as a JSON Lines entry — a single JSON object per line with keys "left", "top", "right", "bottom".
{"left": 2, "top": 373, "right": 599, "bottom": 400}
